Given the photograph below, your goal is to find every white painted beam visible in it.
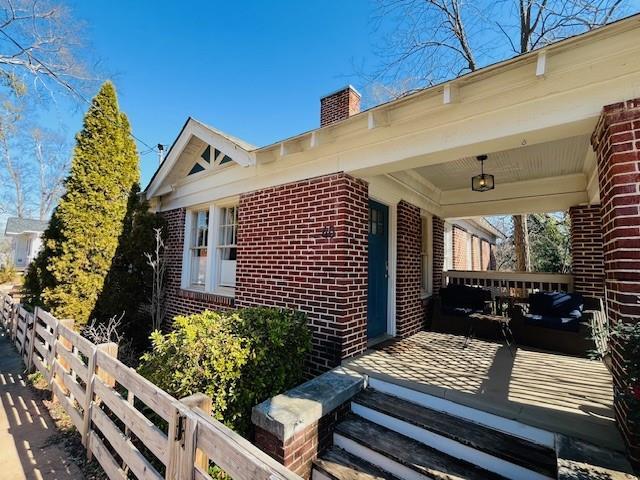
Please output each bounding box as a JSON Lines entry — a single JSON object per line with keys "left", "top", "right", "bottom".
{"left": 441, "top": 173, "right": 588, "bottom": 217}
{"left": 443, "top": 84, "right": 459, "bottom": 104}
{"left": 442, "top": 191, "right": 588, "bottom": 217}
{"left": 536, "top": 51, "right": 547, "bottom": 78}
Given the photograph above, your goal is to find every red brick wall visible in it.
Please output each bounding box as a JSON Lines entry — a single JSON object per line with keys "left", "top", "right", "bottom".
{"left": 396, "top": 201, "right": 425, "bottom": 338}
{"left": 481, "top": 239, "right": 491, "bottom": 271}
{"left": 452, "top": 226, "right": 468, "bottom": 270}
{"left": 592, "top": 98, "right": 640, "bottom": 464}
{"left": 320, "top": 87, "right": 361, "bottom": 127}
{"left": 255, "top": 403, "right": 350, "bottom": 478}
{"left": 235, "top": 173, "right": 369, "bottom": 376}
{"left": 432, "top": 217, "right": 444, "bottom": 295}
{"left": 160, "top": 208, "right": 233, "bottom": 324}
{"left": 569, "top": 205, "right": 605, "bottom": 298}
{"left": 471, "top": 235, "right": 481, "bottom": 271}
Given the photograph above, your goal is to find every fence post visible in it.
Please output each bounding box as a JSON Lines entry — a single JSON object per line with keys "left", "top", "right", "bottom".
{"left": 180, "top": 393, "right": 212, "bottom": 477}
{"left": 52, "top": 318, "right": 74, "bottom": 403}
{"left": 25, "top": 309, "right": 37, "bottom": 373}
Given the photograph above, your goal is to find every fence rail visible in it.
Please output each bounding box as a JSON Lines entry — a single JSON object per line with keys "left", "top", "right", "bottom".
{"left": 0, "top": 294, "right": 300, "bottom": 480}
{"left": 443, "top": 269, "right": 574, "bottom": 297}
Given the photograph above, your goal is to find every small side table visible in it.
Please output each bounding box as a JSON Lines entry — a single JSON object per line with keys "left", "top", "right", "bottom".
{"left": 466, "top": 312, "right": 517, "bottom": 356}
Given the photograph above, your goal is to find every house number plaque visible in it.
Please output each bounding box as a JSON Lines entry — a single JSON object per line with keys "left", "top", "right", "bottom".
{"left": 321, "top": 225, "right": 336, "bottom": 238}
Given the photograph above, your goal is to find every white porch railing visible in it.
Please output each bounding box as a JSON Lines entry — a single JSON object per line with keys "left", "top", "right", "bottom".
{"left": 443, "top": 270, "right": 574, "bottom": 297}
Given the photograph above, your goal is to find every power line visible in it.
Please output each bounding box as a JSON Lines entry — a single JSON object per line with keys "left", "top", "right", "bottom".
{"left": 0, "top": 27, "right": 160, "bottom": 155}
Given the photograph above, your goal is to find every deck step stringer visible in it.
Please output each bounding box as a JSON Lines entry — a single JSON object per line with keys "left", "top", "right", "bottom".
{"left": 367, "top": 376, "right": 555, "bottom": 448}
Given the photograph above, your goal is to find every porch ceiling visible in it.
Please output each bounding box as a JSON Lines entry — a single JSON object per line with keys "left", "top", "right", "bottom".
{"left": 413, "top": 135, "right": 590, "bottom": 192}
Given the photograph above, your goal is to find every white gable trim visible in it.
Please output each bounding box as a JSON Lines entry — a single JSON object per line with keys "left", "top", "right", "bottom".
{"left": 146, "top": 118, "right": 255, "bottom": 199}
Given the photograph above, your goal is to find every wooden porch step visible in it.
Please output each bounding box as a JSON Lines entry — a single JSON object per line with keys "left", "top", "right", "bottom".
{"left": 556, "top": 434, "right": 638, "bottom": 480}
{"left": 353, "top": 388, "right": 557, "bottom": 478}
{"left": 313, "top": 446, "right": 402, "bottom": 480}
{"left": 334, "top": 415, "right": 505, "bottom": 479}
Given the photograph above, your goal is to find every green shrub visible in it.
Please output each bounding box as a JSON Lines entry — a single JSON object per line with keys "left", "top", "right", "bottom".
{"left": 0, "top": 264, "right": 16, "bottom": 284}
{"left": 138, "top": 307, "right": 311, "bottom": 435}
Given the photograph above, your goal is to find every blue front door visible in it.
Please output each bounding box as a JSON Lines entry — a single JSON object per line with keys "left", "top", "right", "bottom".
{"left": 368, "top": 200, "right": 389, "bottom": 339}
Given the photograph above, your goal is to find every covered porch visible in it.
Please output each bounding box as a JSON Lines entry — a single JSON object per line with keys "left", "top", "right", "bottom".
{"left": 340, "top": 16, "right": 640, "bottom": 463}
{"left": 344, "top": 331, "right": 621, "bottom": 451}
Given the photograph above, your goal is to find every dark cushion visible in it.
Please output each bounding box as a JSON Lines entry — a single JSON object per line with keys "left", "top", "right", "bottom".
{"left": 440, "top": 284, "right": 491, "bottom": 313}
{"left": 523, "top": 313, "right": 581, "bottom": 332}
{"left": 528, "top": 292, "right": 584, "bottom": 319}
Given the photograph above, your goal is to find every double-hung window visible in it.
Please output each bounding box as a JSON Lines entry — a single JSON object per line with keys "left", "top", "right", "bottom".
{"left": 189, "top": 209, "right": 209, "bottom": 289}
{"left": 183, "top": 202, "right": 238, "bottom": 294}
{"left": 217, "top": 206, "right": 237, "bottom": 288}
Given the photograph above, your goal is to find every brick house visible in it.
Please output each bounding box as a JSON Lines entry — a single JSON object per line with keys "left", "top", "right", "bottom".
{"left": 444, "top": 218, "right": 502, "bottom": 271}
{"left": 145, "top": 16, "right": 640, "bottom": 463}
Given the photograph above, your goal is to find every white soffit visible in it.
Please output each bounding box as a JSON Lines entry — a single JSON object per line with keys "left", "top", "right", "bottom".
{"left": 413, "top": 135, "right": 590, "bottom": 191}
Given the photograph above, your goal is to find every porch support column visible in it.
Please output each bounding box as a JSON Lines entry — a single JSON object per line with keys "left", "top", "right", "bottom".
{"left": 396, "top": 200, "right": 425, "bottom": 338}
{"left": 569, "top": 205, "right": 605, "bottom": 298}
{"left": 592, "top": 98, "right": 640, "bottom": 464}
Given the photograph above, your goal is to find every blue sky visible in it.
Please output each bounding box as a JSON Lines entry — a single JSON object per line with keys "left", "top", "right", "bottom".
{"left": 63, "top": 1, "right": 377, "bottom": 186}
{"left": 41, "top": 0, "right": 640, "bottom": 189}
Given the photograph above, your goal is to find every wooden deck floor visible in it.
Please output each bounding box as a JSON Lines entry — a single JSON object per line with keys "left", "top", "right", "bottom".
{"left": 343, "top": 331, "right": 624, "bottom": 451}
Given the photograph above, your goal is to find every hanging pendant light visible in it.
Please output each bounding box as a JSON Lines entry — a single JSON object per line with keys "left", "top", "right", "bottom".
{"left": 471, "top": 154, "right": 495, "bottom": 192}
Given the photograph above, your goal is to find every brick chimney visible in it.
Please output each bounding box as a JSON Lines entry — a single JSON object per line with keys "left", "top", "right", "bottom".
{"left": 320, "top": 85, "right": 361, "bottom": 127}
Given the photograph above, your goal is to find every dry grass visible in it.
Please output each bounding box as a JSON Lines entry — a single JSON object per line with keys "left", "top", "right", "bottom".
{"left": 27, "top": 372, "right": 107, "bottom": 480}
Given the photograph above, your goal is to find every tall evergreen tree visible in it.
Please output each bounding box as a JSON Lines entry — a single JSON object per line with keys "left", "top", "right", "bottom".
{"left": 25, "top": 82, "right": 139, "bottom": 325}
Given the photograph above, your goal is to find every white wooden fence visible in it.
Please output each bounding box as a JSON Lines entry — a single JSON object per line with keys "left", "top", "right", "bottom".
{"left": 1, "top": 295, "right": 300, "bottom": 480}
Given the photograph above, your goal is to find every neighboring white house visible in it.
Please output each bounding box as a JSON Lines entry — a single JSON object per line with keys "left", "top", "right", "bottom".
{"left": 4, "top": 217, "right": 48, "bottom": 271}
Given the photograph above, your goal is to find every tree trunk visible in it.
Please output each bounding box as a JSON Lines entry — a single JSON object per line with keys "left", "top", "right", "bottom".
{"left": 513, "top": 214, "right": 530, "bottom": 271}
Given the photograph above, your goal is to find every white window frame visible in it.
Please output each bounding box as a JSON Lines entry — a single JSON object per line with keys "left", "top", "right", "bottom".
{"left": 444, "top": 222, "right": 453, "bottom": 271}
{"left": 421, "top": 215, "right": 433, "bottom": 298}
{"left": 212, "top": 202, "right": 238, "bottom": 295}
{"left": 182, "top": 208, "right": 210, "bottom": 291}
{"left": 181, "top": 199, "right": 239, "bottom": 296}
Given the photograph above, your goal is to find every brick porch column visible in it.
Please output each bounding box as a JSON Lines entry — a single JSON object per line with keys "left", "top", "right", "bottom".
{"left": 396, "top": 201, "right": 425, "bottom": 338}
{"left": 235, "top": 173, "right": 369, "bottom": 376}
{"left": 569, "top": 205, "right": 605, "bottom": 298}
{"left": 591, "top": 98, "right": 640, "bottom": 463}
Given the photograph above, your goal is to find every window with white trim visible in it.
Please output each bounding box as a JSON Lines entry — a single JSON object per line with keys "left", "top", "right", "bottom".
{"left": 217, "top": 206, "right": 238, "bottom": 288}
{"left": 188, "top": 209, "right": 209, "bottom": 289}
{"left": 183, "top": 202, "right": 238, "bottom": 294}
